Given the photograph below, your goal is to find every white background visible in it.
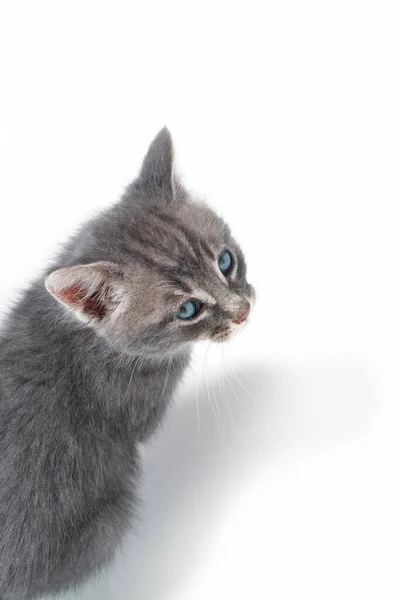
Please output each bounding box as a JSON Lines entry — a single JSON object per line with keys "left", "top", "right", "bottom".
{"left": 1, "top": 2, "right": 400, "bottom": 599}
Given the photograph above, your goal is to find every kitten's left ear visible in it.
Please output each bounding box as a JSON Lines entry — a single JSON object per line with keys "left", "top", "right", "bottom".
{"left": 138, "top": 127, "right": 176, "bottom": 201}
{"left": 45, "top": 262, "right": 124, "bottom": 323}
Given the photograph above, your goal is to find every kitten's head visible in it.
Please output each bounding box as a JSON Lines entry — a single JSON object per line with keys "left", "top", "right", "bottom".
{"left": 46, "top": 128, "right": 255, "bottom": 359}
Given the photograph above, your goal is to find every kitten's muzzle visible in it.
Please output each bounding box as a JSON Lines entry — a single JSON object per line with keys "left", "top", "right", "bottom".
{"left": 233, "top": 301, "right": 251, "bottom": 325}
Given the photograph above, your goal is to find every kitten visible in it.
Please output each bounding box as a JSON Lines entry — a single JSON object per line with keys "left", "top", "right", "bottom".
{"left": 0, "top": 128, "right": 254, "bottom": 600}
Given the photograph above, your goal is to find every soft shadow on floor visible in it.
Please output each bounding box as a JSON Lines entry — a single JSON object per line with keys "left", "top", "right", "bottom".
{"left": 60, "top": 356, "right": 377, "bottom": 600}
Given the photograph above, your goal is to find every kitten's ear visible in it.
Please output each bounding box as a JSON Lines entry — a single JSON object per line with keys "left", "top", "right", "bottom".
{"left": 138, "top": 127, "right": 176, "bottom": 201}
{"left": 45, "top": 262, "right": 123, "bottom": 323}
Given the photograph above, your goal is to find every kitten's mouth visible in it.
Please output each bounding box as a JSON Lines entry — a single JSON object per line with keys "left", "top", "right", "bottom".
{"left": 212, "top": 320, "right": 249, "bottom": 342}
{"left": 212, "top": 331, "right": 232, "bottom": 342}
{"left": 211, "top": 300, "right": 252, "bottom": 342}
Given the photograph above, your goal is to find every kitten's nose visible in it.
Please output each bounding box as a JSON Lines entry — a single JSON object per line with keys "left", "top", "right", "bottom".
{"left": 234, "top": 301, "right": 251, "bottom": 324}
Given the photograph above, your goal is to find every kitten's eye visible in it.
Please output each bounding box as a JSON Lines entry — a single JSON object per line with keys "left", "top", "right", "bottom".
{"left": 218, "top": 250, "right": 233, "bottom": 274}
{"left": 177, "top": 300, "right": 202, "bottom": 320}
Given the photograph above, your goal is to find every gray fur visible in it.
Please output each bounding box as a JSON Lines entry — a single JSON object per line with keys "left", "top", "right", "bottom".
{"left": 0, "top": 128, "right": 254, "bottom": 599}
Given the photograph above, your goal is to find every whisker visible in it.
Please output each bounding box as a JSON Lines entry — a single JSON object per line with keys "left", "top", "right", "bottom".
{"left": 219, "top": 343, "right": 237, "bottom": 432}
{"left": 211, "top": 349, "right": 224, "bottom": 438}
{"left": 226, "top": 342, "right": 254, "bottom": 385}
{"left": 202, "top": 341, "right": 221, "bottom": 438}
{"left": 226, "top": 369, "right": 245, "bottom": 408}
{"left": 160, "top": 355, "right": 173, "bottom": 402}
{"left": 227, "top": 342, "right": 256, "bottom": 403}
{"left": 222, "top": 343, "right": 244, "bottom": 407}
{"left": 121, "top": 355, "right": 143, "bottom": 404}
{"left": 211, "top": 361, "right": 224, "bottom": 439}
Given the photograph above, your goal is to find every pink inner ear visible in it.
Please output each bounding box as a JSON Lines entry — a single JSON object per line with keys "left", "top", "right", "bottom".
{"left": 57, "top": 284, "right": 107, "bottom": 319}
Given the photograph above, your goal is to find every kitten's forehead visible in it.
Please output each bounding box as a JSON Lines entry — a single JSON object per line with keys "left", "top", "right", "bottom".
{"left": 168, "top": 201, "right": 229, "bottom": 252}
{"left": 178, "top": 200, "right": 230, "bottom": 241}
{"left": 131, "top": 201, "right": 229, "bottom": 272}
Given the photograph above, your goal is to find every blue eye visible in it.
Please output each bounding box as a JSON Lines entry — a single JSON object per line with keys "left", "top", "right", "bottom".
{"left": 177, "top": 300, "right": 202, "bottom": 320}
{"left": 218, "top": 250, "right": 233, "bottom": 274}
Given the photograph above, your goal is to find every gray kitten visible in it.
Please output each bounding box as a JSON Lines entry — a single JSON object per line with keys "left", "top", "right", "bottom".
{"left": 0, "top": 128, "right": 254, "bottom": 600}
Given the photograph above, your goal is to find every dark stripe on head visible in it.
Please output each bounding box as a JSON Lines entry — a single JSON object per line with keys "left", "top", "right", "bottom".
{"left": 150, "top": 211, "right": 198, "bottom": 260}
{"left": 153, "top": 212, "right": 213, "bottom": 261}
{"left": 198, "top": 239, "right": 215, "bottom": 259}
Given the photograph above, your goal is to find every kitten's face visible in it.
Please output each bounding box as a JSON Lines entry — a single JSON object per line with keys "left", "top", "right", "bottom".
{"left": 46, "top": 128, "right": 254, "bottom": 360}
{"left": 108, "top": 201, "right": 255, "bottom": 358}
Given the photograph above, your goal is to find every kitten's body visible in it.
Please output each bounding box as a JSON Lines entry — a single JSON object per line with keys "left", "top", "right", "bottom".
{"left": 0, "top": 129, "right": 253, "bottom": 599}
{"left": 0, "top": 283, "right": 186, "bottom": 598}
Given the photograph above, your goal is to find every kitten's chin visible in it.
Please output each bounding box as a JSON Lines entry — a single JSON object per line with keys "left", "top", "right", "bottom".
{"left": 211, "top": 321, "right": 248, "bottom": 343}
{"left": 212, "top": 334, "right": 231, "bottom": 343}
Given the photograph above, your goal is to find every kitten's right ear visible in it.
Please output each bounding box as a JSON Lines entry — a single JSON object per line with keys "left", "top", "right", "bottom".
{"left": 45, "top": 262, "right": 123, "bottom": 323}
{"left": 138, "top": 127, "right": 176, "bottom": 201}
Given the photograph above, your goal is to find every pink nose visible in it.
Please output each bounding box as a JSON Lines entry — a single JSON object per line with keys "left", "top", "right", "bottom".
{"left": 234, "top": 301, "right": 251, "bottom": 324}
